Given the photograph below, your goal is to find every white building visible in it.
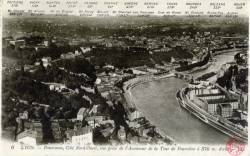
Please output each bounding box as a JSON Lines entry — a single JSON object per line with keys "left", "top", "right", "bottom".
{"left": 44, "top": 40, "right": 49, "bottom": 47}
{"left": 218, "top": 104, "right": 233, "bottom": 118}
{"left": 128, "top": 110, "right": 142, "bottom": 121}
{"left": 103, "top": 65, "right": 115, "bottom": 70}
{"left": 89, "top": 105, "right": 99, "bottom": 115}
{"left": 60, "top": 52, "right": 75, "bottom": 59}
{"left": 80, "top": 47, "right": 91, "bottom": 53}
{"left": 95, "top": 78, "right": 102, "bottom": 85}
{"left": 82, "top": 95, "right": 92, "bottom": 105}
{"left": 74, "top": 50, "right": 81, "bottom": 55}
{"left": 188, "top": 82, "right": 204, "bottom": 89}
{"left": 66, "top": 126, "right": 93, "bottom": 145}
{"left": 146, "top": 68, "right": 159, "bottom": 73}
{"left": 41, "top": 57, "right": 51, "bottom": 68}
{"left": 132, "top": 69, "right": 147, "bottom": 75}
{"left": 118, "top": 127, "right": 126, "bottom": 141}
{"left": 71, "top": 133, "right": 92, "bottom": 145}
{"left": 10, "top": 39, "right": 25, "bottom": 48}
{"left": 48, "top": 83, "right": 66, "bottom": 92}
{"left": 85, "top": 116, "right": 106, "bottom": 128}
{"left": 206, "top": 99, "right": 239, "bottom": 115}
{"left": 77, "top": 107, "right": 89, "bottom": 121}
{"left": 19, "top": 111, "right": 29, "bottom": 120}
{"left": 241, "top": 111, "right": 248, "bottom": 120}
{"left": 193, "top": 88, "right": 221, "bottom": 95}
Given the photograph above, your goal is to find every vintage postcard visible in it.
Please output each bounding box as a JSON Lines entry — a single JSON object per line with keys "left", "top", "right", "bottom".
{"left": 0, "top": 0, "right": 249, "bottom": 156}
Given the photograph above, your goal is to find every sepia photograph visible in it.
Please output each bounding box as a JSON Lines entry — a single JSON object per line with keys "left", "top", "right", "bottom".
{"left": 2, "top": 14, "right": 248, "bottom": 148}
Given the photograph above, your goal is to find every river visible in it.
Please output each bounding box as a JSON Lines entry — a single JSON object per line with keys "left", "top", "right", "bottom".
{"left": 130, "top": 49, "right": 242, "bottom": 144}
{"left": 191, "top": 49, "right": 242, "bottom": 80}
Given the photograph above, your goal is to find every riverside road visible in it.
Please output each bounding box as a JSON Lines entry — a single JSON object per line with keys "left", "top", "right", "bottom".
{"left": 129, "top": 49, "right": 241, "bottom": 144}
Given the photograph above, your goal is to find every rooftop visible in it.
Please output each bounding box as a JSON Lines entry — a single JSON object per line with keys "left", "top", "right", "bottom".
{"left": 219, "top": 103, "right": 232, "bottom": 108}
{"left": 207, "top": 98, "right": 238, "bottom": 104}
{"left": 77, "top": 107, "right": 89, "bottom": 116}
{"left": 197, "top": 93, "right": 225, "bottom": 97}
{"left": 66, "top": 126, "right": 92, "bottom": 138}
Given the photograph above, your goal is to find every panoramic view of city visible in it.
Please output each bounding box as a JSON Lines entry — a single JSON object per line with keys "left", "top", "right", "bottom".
{"left": 2, "top": 16, "right": 248, "bottom": 146}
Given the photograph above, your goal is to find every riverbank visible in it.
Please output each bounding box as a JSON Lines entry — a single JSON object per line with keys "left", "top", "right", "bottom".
{"left": 123, "top": 73, "right": 176, "bottom": 109}
{"left": 191, "top": 48, "right": 245, "bottom": 80}
{"left": 122, "top": 73, "right": 176, "bottom": 143}
{"left": 177, "top": 86, "right": 247, "bottom": 143}
{"left": 121, "top": 48, "right": 244, "bottom": 144}
{"left": 186, "top": 61, "right": 214, "bottom": 74}
{"left": 174, "top": 48, "right": 248, "bottom": 143}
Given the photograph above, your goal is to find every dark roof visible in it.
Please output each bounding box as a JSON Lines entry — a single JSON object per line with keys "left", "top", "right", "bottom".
{"left": 207, "top": 98, "right": 238, "bottom": 104}
{"left": 219, "top": 103, "right": 232, "bottom": 108}
{"left": 197, "top": 93, "right": 225, "bottom": 97}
